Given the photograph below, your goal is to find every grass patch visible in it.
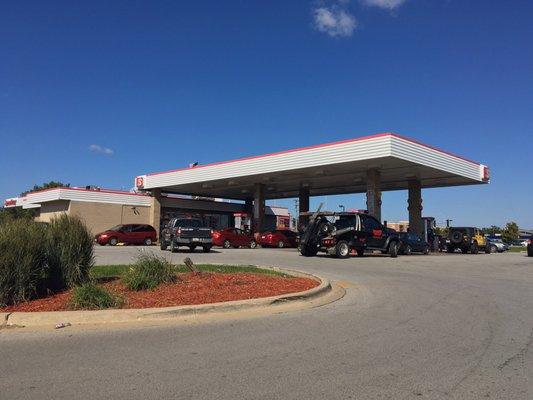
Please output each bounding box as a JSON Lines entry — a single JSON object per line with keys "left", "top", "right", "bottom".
{"left": 508, "top": 246, "right": 526, "bottom": 253}
{"left": 70, "top": 283, "right": 123, "bottom": 310}
{"left": 91, "top": 263, "right": 290, "bottom": 279}
{"left": 122, "top": 253, "right": 176, "bottom": 291}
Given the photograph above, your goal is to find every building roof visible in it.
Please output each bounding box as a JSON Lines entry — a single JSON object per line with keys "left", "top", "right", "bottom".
{"left": 135, "top": 132, "right": 489, "bottom": 200}
{"left": 4, "top": 187, "right": 152, "bottom": 208}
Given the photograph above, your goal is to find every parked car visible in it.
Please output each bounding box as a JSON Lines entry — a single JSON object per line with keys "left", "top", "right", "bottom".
{"left": 95, "top": 224, "right": 157, "bottom": 246}
{"left": 257, "top": 229, "right": 298, "bottom": 248}
{"left": 445, "top": 227, "right": 491, "bottom": 254}
{"left": 487, "top": 238, "right": 509, "bottom": 253}
{"left": 160, "top": 218, "right": 213, "bottom": 253}
{"left": 511, "top": 239, "right": 529, "bottom": 247}
{"left": 212, "top": 228, "right": 257, "bottom": 249}
{"left": 299, "top": 211, "right": 400, "bottom": 258}
{"left": 398, "top": 232, "right": 430, "bottom": 255}
{"left": 527, "top": 239, "right": 532, "bottom": 257}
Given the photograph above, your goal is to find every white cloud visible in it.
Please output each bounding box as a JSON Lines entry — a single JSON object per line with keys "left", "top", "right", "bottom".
{"left": 314, "top": 6, "right": 357, "bottom": 37}
{"left": 360, "top": 0, "right": 407, "bottom": 10}
{"left": 88, "top": 144, "right": 114, "bottom": 155}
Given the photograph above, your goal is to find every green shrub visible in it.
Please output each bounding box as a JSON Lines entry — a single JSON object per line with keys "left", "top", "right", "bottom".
{"left": 47, "top": 214, "right": 94, "bottom": 289}
{"left": 70, "top": 283, "right": 122, "bottom": 310}
{"left": 0, "top": 219, "right": 49, "bottom": 305}
{"left": 123, "top": 253, "right": 176, "bottom": 291}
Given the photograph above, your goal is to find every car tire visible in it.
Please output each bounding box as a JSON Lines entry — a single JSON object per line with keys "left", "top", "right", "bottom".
{"left": 356, "top": 248, "right": 365, "bottom": 257}
{"left": 278, "top": 241, "right": 285, "bottom": 248}
{"left": 404, "top": 245, "right": 412, "bottom": 256}
{"left": 249, "top": 240, "right": 257, "bottom": 249}
{"left": 144, "top": 237, "right": 152, "bottom": 246}
{"left": 109, "top": 237, "right": 118, "bottom": 246}
{"left": 335, "top": 240, "right": 350, "bottom": 259}
{"left": 223, "top": 240, "right": 232, "bottom": 249}
{"left": 160, "top": 241, "right": 167, "bottom": 251}
{"left": 189, "top": 246, "right": 196, "bottom": 252}
{"left": 388, "top": 242, "right": 398, "bottom": 258}
{"left": 471, "top": 243, "right": 479, "bottom": 254}
{"left": 300, "top": 244, "right": 318, "bottom": 257}
{"left": 203, "top": 246, "right": 211, "bottom": 253}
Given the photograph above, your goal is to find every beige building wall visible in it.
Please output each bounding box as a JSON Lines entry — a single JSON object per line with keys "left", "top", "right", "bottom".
{"left": 67, "top": 201, "right": 151, "bottom": 235}
{"left": 35, "top": 200, "right": 70, "bottom": 223}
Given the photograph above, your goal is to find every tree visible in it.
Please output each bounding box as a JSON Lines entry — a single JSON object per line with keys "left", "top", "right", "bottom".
{"left": 482, "top": 225, "right": 502, "bottom": 236}
{"left": 434, "top": 226, "right": 448, "bottom": 237}
{"left": 20, "top": 181, "right": 69, "bottom": 197}
{"left": 501, "top": 222, "right": 519, "bottom": 244}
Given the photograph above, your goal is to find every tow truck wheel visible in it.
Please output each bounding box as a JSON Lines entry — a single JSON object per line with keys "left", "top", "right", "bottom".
{"left": 471, "top": 243, "right": 479, "bottom": 254}
{"left": 335, "top": 241, "right": 350, "bottom": 259}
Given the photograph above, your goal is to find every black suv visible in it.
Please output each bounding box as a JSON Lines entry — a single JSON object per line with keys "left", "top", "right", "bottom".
{"left": 299, "top": 212, "right": 400, "bottom": 258}
{"left": 445, "top": 227, "right": 490, "bottom": 254}
{"left": 160, "top": 218, "right": 213, "bottom": 253}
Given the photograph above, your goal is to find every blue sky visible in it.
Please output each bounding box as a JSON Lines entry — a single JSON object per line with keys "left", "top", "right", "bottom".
{"left": 1, "top": 0, "right": 532, "bottom": 228}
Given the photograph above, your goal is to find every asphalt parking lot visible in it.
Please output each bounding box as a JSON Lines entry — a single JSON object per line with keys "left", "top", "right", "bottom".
{"left": 1, "top": 247, "right": 532, "bottom": 399}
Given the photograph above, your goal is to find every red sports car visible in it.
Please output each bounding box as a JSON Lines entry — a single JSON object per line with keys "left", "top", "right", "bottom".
{"left": 95, "top": 224, "right": 157, "bottom": 246}
{"left": 257, "top": 229, "right": 298, "bottom": 248}
{"left": 212, "top": 228, "right": 257, "bottom": 249}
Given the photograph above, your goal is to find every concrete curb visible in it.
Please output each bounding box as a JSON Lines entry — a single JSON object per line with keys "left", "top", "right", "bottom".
{"left": 2, "top": 267, "right": 331, "bottom": 329}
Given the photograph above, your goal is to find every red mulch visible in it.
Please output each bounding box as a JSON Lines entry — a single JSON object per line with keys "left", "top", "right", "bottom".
{"left": 0, "top": 273, "right": 318, "bottom": 312}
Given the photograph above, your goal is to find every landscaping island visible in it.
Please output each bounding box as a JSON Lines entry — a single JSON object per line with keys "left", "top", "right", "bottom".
{"left": 1, "top": 263, "right": 318, "bottom": 312}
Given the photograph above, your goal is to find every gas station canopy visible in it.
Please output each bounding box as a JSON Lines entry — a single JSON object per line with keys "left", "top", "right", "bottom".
{"left": 135, "top": 133, "right": 489, "bottom": 200}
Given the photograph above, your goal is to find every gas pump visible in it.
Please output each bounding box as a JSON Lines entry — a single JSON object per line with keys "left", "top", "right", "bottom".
{"left": 422, "top": 217, "right": 438, "bottom": 252}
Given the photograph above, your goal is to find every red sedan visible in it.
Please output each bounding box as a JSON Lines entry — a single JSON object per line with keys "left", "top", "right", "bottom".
{"left": 95, "top": 224, "right": 157, "bottom": 246}
{"left": 212, "top": 228, "right": 257, "bottom": 249}
{"left": 257, "top": 229, "right": 298, "bottom": 248}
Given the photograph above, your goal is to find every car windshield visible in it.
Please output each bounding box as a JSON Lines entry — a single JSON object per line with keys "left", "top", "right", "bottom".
{"left": 108, "top": 224, "right": 124, "bottom": 231}
{"left": 176, "top": 219, "right": 203, "bottom": 228}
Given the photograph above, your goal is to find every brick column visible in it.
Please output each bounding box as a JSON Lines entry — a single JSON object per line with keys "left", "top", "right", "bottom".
{"left": 298, "top": 187, "right": 310, "bottom": 227}
{"left": 366, "top": 169, "right": 382, "bottom": 221}
{"left": 408, "top": 179, "right": 423, "bottom": 237}
{"left": 150, "top": 188, "right": 162, "bottom": 236}
{"left": 253, "top": 183, "right": 265, "bottom": 234}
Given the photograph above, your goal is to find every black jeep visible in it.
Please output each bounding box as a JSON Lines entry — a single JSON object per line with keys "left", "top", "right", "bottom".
{"left": 299, "top": 211, "right": 400, "bottom": 258}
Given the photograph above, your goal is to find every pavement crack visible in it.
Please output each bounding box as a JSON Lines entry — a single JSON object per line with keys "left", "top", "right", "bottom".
{"left": 497, "top": 327, "right": 533, "bottom": 371}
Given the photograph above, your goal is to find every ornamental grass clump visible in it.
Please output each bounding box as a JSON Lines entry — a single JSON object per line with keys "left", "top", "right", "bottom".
{"left": 46, "top": 214, "right": 94, "bottom": 290}
{"left": 70, "top": 283, "right": 123, "bottom": 310}
{"left": 0, "top": 219, "right": 49, "bottom": 306}
{"left": 123, "top": 253, "right": 176, "bottom": 291}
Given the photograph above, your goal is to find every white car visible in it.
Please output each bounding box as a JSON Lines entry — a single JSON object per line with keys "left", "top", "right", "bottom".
{"left": 487, "top": 238, "right": 508, "bottom": 253}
